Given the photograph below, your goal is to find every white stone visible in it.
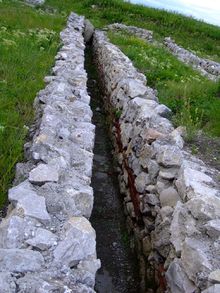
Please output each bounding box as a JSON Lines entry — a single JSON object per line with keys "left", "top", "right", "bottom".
{"left": 26, "top": 228, "right": 58, "bottom": 250}
{"left": 209, "top": 270, "right": 220, "bottom": 283}
{"left": 185, "top": 195, "right": 220, "bottom": 221}
{"left": 166, "top": 258, "right": 196, "bottom": 293}
{"left": 0, "top": 249, "right": 44, "bottom": 272}
{"left": 176, "top": 164, "right": 218, "bottom": 200}
{"left": 205, "top": 220, "right": 220, "bottom": 238}
{"left": 156, "top": 145, "right": 183, "bottom": 167}
{"left": 8, "top": 181, "right": 51, "bottom": 223}
{"left": 29, "top": 164, "right": 59, "bottom": 184}
{"left": 0, "top": 273, "right": 16, "bottom": 293}
{"left": 202, "top": 284, "right": 220, "bottom": 293}
{"left": 170, "top": 202, "right": 198, "bottom": 254}
{"left": 160, "top": 187, "right": 181, "bottom": 208}
{"left": 135, "top": 172, "right": 151, "bottom": 193}
{"left": 181, "top": 238, "right": 213, "bottom": 282}
{"left": 53, "top": 217, "right": 96, "bottom": 267}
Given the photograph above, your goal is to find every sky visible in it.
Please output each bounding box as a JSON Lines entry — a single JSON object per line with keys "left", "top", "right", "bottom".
{"left": 128, "top": 0, "right": 220, "bottom": 26}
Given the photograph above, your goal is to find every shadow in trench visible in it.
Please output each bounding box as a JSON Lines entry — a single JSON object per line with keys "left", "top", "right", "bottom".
{"left": 85, "top": 45, "right": 141, "bottom": 293}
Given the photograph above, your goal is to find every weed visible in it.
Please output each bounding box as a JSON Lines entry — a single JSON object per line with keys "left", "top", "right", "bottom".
{"left": 114, "top": 109, "right": 122, "bottom": 120}
{"left": 0, "top": 0, "right": 64, "bottom": 206}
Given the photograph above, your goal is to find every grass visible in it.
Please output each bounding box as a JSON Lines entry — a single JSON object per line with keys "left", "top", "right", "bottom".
{"left": 0, "top": 0, "right": 220, "bottom": 206}
{"left": 45, "top": 0, "right": 220, "bottom": 61}
{"left": 0, "top": 0, "right": 65, "bottom": 206}
{"left": 108, "top": 32, "right": 220, "bottom": 137}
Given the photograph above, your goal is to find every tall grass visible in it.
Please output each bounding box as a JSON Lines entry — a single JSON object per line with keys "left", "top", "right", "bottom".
{"left": 0, "top": 1, "right": 64, "bottom": 206}
{"left": 45, "top": 0, "right": 220, "bottom": 61}
{"left": 108, "top": 32, "right": 220, "bottom": 137}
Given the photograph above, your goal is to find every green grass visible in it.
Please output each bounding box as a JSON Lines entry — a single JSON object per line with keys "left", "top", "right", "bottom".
{"left": 45, "top": 0, "right": 220, "bottom": 61}
{"left": 0, "top": 0, "right": 65, "bottom": 206}
{"left": 108, "top": 32, "right": 220, "bottom": 138}
{"left": 0, "top": 0, "right": 220, "bottom": 206}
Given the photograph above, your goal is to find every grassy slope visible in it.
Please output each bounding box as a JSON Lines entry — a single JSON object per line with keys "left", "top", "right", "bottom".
{"left": 46, "top": 0, "right": 220, "bottom": 61}
{"left": 108, "top": 32, "right": 220, "bottom": 137}
{"left": 0, "top": 0, "right": 220, "bottom": 206}
{"left": 0, "top": 1, "right": 64, "bottom": 206}
{"left": 45, "top": 0, "right": 220, "bottom": 135}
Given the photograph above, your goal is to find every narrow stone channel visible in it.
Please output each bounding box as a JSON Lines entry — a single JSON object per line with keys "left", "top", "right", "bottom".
{"left": 85, "top": 45, "right": 140, "bottom": 293}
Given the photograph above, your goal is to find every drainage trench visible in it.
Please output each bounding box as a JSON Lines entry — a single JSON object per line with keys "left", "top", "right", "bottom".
{"left": 85, "top": 44, "right": 140, "bottom": 292}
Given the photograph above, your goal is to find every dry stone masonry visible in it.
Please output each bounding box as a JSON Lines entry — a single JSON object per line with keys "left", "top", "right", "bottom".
{"left": 164, "top": 37, "right": 220, "bottom": 81}
{"left": 107, "top": 23, "right": 153, "bottom": 42}
{"left": 93, "top": 30, "right": 220, "bottom": 293}
{"left": 0, "top": 13, "right": 100, "bottom": 292}
{"left": 107, "top": 23, "right": 220, "bottom": 81}
{"left": 1, "top": 8, "right": 220, "bottom": 292}
{"left": 25, "top": 0, "right": 45, "bottom": 5}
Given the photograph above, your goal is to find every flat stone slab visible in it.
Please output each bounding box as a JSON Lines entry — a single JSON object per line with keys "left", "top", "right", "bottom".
{"left": 54, "top": 217, "right": 96, "bottom": 267}
{"left": 26, "top": 228, "right": 58, "bottom": 250}
{"left": 8, "top": 181, "right": 51, "bottom": 223}
{"left": 0, "top": 249, "right": 44, "bottom": 273}
{"left": 29, "top": 164, "right": 59, "bottom": 185}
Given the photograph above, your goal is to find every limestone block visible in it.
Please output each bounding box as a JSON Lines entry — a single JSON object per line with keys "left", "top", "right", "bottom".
{"left": 181, "top": 238, "right": 213, "bottom": 283}
{"left": 145, "top": 160, "right": 159, "bottom": 180}
{"left": 8, "top": 181, "right": 51, "bottom": 224}
{"left": 209, "top": 270, "right": 220, "bottom": 283}
{"left": 159, "top": 167, "right": 179, "bottom": 180}
{"left": 155, "top": 104, "right": 171, "bottom": 118}
{"left": 202, "top": 284, "right": 220, "bottom": 293}
{"left": 156, "top": 145, "right": 183, "bottom": 167}
{"left": 0, "top": 249, "right": 44, "bottom": 272}
{"left": 0, "top": 215, "right": 38, "bottom": 249}
{"left": 151, "top": 217, "right": 171, "bottom": 258}
{"left": 205, "top": 220, "right": 220, "bottom": 238}
{"left": 41, "top": 181, "right": 94, "bottom": 218}
{"left": 143, "top": 193, "right": 160, "bottom": 206}
{"left": 159, "top": 187, "right": 181, "bottom": 208}
{"left": 159, "top": 206, "right": 174, "bottom": 221}
{"left": 166, "top": 258, "right": 196, "bottom": 293}
{"left": 84, "top": 19, "right": 94, "bottom": 43}
{"left": 170, "top": 127, "right": 185, "bottom": 149}
{"left": 29, "top": 163, "right": 59, "bottom": 185}
{"left": 142, "top": 236, "right": 151, "bottom": 257}
{"left": 122, "top": 79, "right": 147, "bottom": 98}
{"left": 17, "top": 274, "right": 72, "bottom": 293}
{"left": 0, "top": 272, "right": 16, "bottom": 293}
{"left": 70, "top": 123, "right": 95, "bottom": 152}
{"left": 185, "top": 195, "right": 220, "bottom": 221}
{"left": 176, "top": 164, "right": 218, "bottom": 200}
{"left": 170, "top": 202, "right": 198, "bottom": 254}
{"left": 25, "top": 0, "right": 44, "bottom": 5}
{"left": 135, "top": 172, "right": 151, "bottom": 193}
{"left": 26, "top": 228, "right": 58, "bottom": 250}
{"left": 53, "top": 217, "right": 96, "bottom": 267}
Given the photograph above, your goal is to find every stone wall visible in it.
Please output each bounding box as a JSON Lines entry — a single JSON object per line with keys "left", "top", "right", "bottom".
{"left": 164, "top": 37, "right": 220, "bottom": 81}
{"left": 107, "top": 23, "right": 220, "bottom": 82}
{"left": 107, "top": 23, "right": 153, "bottom": 42}
{"left": 25, "top": 0, "right": 45, "bottom": 5}
{"left": 0, "top": 13, "right": 100, "bottom": 292}
{"left": 93, "top": 30, "right": 220, "bottom": 293}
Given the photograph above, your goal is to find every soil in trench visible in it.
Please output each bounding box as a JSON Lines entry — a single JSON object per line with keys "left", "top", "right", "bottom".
{"left": 85, "top": 46, "right": 140, "bottom": 293}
